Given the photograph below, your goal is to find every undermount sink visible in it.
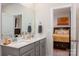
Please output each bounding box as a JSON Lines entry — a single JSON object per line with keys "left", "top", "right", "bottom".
{"left": 7, "top": 41, "right": 26, "bottom": 47}
{"left": 7, "top": 39, "right": 32, "bottom": 47}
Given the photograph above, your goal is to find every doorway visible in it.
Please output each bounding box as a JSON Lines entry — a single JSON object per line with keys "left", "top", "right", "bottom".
{"left": 52, "top": 6, "right": 71, "bottom": 56}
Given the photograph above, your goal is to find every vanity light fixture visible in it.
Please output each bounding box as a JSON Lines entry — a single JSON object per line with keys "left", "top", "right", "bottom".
{"left": 20, "top": 3, "right": 33, "bottom": 8}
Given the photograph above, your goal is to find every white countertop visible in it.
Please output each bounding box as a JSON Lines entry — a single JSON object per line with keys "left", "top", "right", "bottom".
{"left": 0, "top": 36, "right": 46, "bottom": 48}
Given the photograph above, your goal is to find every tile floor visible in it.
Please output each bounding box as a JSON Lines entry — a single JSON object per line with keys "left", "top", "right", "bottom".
{"left": 53, "top": 49, "right": 69, "bottom": 56}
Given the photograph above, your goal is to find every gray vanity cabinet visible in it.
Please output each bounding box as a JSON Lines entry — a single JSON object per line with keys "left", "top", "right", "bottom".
{"left": 40, "top": 39, "right": 46, "bottom": 56}
{"left": 1, "top": 38, "right": 46, "bottom": 56}
{"left": 2, "top": 44, "right": 35, "bottom": 56}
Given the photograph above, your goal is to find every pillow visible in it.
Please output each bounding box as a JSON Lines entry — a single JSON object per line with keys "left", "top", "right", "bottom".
{"left": 55, "top": 29, "right": 69, "bottom": 34}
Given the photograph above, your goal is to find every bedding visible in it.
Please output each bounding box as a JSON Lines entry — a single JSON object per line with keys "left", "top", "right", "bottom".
{"left": 53, "top": 34, "right": 69, "bottom": 43}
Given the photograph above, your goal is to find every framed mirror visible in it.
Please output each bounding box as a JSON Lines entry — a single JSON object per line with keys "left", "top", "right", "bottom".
{"left": 1, "top": 3, "right": 35, "bottom": 41}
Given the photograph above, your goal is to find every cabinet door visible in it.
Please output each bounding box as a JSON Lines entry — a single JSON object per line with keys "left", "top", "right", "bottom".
{"left": 20, "top": 43, "right": 34, "bottom": 55}
{"left": 40, "top": 39, "right": 46, "bottom": 56}
{"left": 35, "top": 45, "right": 40, "bottom": 56}
{"left": 22, "top": 49, "right": 35, "bottom": 56}
{"left": 34, "top": 41, "right": 40, "bottom": 56}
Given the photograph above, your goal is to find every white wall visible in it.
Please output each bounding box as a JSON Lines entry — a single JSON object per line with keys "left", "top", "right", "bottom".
{"left": 35, "top": 3, "right": 76, "bottom": 56}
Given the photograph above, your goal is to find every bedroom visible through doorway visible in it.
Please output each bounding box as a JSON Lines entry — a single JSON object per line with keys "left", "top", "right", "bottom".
{"left": 52, "top": 7, "right": 71, "bottom": 56}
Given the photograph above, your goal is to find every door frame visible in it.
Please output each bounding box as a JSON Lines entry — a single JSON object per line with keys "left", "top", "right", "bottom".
{"left": 50, "top": 4, "right": 77, "bottom": 56}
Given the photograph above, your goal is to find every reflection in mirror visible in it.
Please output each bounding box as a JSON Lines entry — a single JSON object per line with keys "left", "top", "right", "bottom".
{"left": 14, "top": 15, "right": 22, "bottom": 37}
{"left": 1, "top": 3, "right": 35, "bottom": 43}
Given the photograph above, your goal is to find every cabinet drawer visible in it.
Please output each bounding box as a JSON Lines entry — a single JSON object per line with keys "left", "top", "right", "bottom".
{"left": 20, "top": 43, "right": 34, "bottom": 55}
{"left": 2, "top": 46, "right": 19, "bottom": 56}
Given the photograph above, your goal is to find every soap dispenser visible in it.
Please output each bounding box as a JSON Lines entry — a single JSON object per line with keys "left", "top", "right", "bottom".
{"left": 38, "top": 22, "right": 42, "bottom": 33}
{"left": 28, "top": 23, "right": 32, "bottom": 33}
{"left": 27, "top": 23, "right": 32, "bottom": 39}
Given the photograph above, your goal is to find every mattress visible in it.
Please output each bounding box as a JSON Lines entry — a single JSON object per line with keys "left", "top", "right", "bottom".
{"left": 53, "top": 34, "right": 69, "bottom": 43}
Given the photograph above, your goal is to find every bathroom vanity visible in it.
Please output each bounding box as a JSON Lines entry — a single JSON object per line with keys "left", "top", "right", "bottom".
{"left": 0, "top": 37, "right": 46, "bottom": 56}
{"left": 0, "top": 3, "right": 46, "bottom": 56}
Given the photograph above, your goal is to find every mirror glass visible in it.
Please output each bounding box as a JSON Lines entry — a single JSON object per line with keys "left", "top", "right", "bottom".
{"left": 1, "top": 3, "right": 35, "bottom": 41}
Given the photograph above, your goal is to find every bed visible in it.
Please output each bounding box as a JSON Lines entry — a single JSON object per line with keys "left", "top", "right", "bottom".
{"left": 53, "top": 27, "right": 70, "bottom": 49}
